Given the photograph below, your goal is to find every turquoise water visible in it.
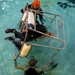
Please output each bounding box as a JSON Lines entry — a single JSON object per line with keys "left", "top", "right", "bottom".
{"left": 0, "top": 0, "right": 75, "bottom": 75}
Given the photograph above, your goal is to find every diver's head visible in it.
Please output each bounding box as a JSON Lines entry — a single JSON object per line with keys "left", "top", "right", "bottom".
{"left": 29, "top": 58, "right": 37, "bottom": 67}
{"left": 31, "top": 0, "right": 40, "bottom": 10}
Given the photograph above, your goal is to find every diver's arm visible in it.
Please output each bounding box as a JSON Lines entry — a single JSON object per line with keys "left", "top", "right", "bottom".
{"left": 14, "top": 55, "right": 29, "bottom": 70}
{"left": 14, "top": 55, "right": 24, "bottom": 70}
{"left": 39, "top": 8, "right": 44, "bottom": 24}
{"left": 14, "top": 60, "right": 20, "bottom": 69}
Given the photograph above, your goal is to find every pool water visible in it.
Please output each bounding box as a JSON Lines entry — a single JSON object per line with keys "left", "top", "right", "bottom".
{"left": 0, "top": 0, "right": 75, "bottom": 75}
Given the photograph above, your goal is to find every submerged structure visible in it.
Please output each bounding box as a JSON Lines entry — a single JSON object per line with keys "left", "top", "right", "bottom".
{"left": 19, "top": 6, "right": 66, "bottom": 69}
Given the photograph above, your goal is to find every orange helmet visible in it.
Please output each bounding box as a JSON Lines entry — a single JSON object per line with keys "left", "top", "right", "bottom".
{"left": 31, "top": 0, "right": 40, "bottom": 9}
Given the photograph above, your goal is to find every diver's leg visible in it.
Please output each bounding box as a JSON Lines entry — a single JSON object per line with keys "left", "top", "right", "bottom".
{"left": 14, "top": 30, "right": 33, "bottom": 42}
{"left": 5, "top": 28, "right": 34, "bottom": 42}
{"left": 12, "top": 40, "right": 22, "bottom": 50}
{"left": 5, "top": 28, "right": 25, "bottom": 41}
{"left": 14, "top": 30, "right": 25, "bottom": 41}
{"left": 36, "top": 24, "right": 48, "bottom": 33}
{"left": 4, "top": 36, "right": 22, "bottom": 50}
{"left": 28, "top": 24, "right": 48, "bottom": 40}
{"left": 5, "top": 29, "right": 15, "bottom": 33}
{"left": 4, "top": 36, "right": 15, "bottom": 41}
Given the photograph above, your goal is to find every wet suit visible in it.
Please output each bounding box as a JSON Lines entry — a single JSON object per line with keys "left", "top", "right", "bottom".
{"left": 25, "top": 68, "right": 37, "bottom": 75}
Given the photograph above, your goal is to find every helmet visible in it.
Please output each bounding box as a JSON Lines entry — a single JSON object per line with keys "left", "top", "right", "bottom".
{"left": 31, "top": 0, "right": 40, "bottom": 9}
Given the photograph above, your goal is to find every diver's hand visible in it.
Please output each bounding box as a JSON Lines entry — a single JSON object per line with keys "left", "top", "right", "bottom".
{"left": 14, "top": 55, "right": 17, "bottom": 61}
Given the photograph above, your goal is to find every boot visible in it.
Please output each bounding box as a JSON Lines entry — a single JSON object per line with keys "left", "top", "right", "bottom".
{"left": 4, "top": 36, "right": 15, "bottom": 41}
{"left": 5, "top": 29, "right": 15, "bottom": 33}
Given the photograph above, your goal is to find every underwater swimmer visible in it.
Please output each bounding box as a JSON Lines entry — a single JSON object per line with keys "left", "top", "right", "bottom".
{"left": 14, "top": 55, "right": 44, "bottom": 75}
{"left": 14, "top": 55, "right": 58, "bottom": 75}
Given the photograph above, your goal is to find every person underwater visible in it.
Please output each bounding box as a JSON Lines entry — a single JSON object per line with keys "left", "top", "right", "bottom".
{"left": 14, "top": 55, "right": 44, "bottom": 75}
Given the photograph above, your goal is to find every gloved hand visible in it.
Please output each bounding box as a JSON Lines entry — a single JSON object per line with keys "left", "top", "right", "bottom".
{"left": 14, "top": 55, "right": 17, "bottom": 61}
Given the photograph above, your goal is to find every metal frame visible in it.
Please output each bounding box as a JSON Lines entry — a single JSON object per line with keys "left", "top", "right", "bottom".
{"left": 20, "top": 5, "right": 66, "bottom": 70}
{"left": 24, "top": 9, "right": 66, "bottom": 50}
